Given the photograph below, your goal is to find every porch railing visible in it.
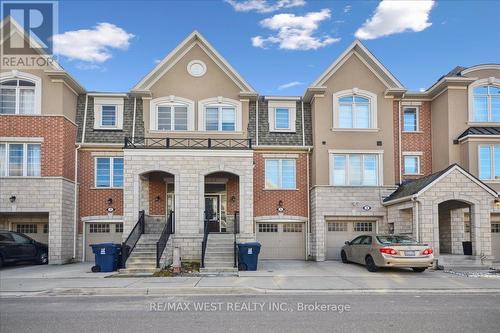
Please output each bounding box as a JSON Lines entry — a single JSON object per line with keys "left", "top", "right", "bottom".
{"left": 121, "top": 210, "right": 145, "bottom": 268}
{"left": 124, "top": 137, "right": 252, "bottom": 150}
{"left": 156, "top": 210, "right": 175, "bottom": 268}
{"left": 201, "top": 217, "right": 210, "bottom": 268}
{"left": 233, "top": 211, "right": 239, "bottom": 269}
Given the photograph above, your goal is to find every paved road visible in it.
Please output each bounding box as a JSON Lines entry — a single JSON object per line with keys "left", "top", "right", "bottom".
{"left": 1, "top": 294, "right": 499, "bottom": 333}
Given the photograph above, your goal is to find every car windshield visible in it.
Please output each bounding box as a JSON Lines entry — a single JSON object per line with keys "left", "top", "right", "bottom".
{"left": 376, "top": 235, "right": 418, "bottom": 245}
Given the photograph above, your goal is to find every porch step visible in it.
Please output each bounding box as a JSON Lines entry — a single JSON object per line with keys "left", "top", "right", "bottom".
{"left": 202, "top": 233, "right": 237, "bottom": 274}
{"left": 200, "top": 267, "right": 238, "bottom": 276}
{"left": 145, "top": 216, "right": 166, "bottom": 234}
{"left": 118, "top": 268, "right": 158, "bottom": 276}
{"left": 123, "top": 233, "right": 160, "bottom": 274}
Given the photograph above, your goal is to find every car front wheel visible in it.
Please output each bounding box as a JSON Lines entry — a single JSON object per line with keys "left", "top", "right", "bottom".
{"left": 365, "top": 255, "right": 378, "bottom": 272}
{"left": 37, "top": 252, "right": 48, "bottom": 265}
{"left": 340, "top": 250, "right": 349, "bottom": 264}
{"left": 412, "top": 267, "right": 426, "bottom": 273}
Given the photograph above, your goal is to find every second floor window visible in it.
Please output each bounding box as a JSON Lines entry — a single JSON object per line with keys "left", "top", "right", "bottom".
{"left": 338, "top": 95, "right": 371, "bottom": 129}
{"left": 473, "top": 85, "right": 500, "bottom": 122}
{"left": 479, "top": 145, "right": 500, "bottom": 180}
{"left": 95, "top": 157, "right": 123, "bottom": 188}
{"left": 0, "top": 143, "right": 41, "bottom": 177}
{"left": 157, "top": 104, "right": 188, "bottom": 131}
{"left": 265, "top": 159, "right": 296, "bottom": 189}
{"left": 404, "top": 155, "right": 420, "bottom": 175}
{"left": 0, "top": 79, "right": 37, "bottom": 115}
{"left": 403, "top": 107, "right": 418, "bottom": 132}
{"left": 331, "top": 154, "right": 379, "bottom": 186}
{"left": 205, "top": 105, "right": 236, "bottom": 131}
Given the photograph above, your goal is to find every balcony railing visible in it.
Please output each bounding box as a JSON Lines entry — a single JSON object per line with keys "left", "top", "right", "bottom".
{"left": 124, "top": 137, "right": 252, "bottom": 150}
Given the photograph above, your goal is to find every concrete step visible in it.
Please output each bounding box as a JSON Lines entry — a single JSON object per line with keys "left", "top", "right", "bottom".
{"left": 118, "top": 268, "right": 158, "bottom": 275}
{"left": 204, "top": 261, "right": 234, "bottom": 267}
{"left": 205, "top": 251, "right": 233, "bottom": 257}
{"left": 127, "top": 257, "right": 157, "bottom": 264}
{"left": 200, "top": 267, "right": 238, "bottom": 275}
{"left": 126, "top": 262, "right": 157, "bottom": 269}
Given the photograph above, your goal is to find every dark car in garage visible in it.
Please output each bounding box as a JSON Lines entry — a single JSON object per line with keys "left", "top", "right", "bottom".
{"left": 0, "top": 230, "right": 48, "bottom": 267}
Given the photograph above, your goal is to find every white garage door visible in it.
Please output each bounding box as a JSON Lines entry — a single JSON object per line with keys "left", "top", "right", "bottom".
{"left": 492, "top": 222, "right": 500, "bottom": 262}
{"left": 257, "top": 222, "right": 305, "bottom": 259}
{"left": 326, "top": 221, "right": 375, "bottom": 260}
{"left": 13, "top": 222, "right": 49, "bottom": 245}
{"left": 85, "top": 222, "right": 123, "bottom": 261}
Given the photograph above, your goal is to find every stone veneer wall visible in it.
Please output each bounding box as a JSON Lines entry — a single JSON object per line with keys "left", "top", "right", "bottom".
{"left": 310, "top": 186, "right": 396, "bottom": 261}
{"left": 0, "top": 178, "right": 75, "bottom": 264}
{"left": 123, "top": 151, "right": 254, "bottom": 261}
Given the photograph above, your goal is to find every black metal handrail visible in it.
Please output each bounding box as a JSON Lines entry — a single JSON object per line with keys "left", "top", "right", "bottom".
{"left": 201, "top": 217, "right": 210, "bottom": 268}
{"left": 124, "top": 137, "right": 252, "bottom": 150}
{"left": 233, "top": 211, "right": 239, "bottom": 269}
{"left": 156, "top": 210, "right": 175, "bottom": 268}
{"left": 121, "top": 210, "right": 145, "bottom": 267}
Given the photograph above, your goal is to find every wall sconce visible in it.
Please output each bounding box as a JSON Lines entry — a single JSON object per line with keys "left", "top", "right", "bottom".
{"left": 9, "top": 195, "right": 16, "bottom": 203}
{"left": 495, "top": 197, "right": 500, "bottom": 207}
{"left": 107, "top": 198, "right": 113, "bottom": 205}
{"left": 230, "top": 195, "right": 236, "bottom": 203}
{"left": 155, "top": 195, "right": 161, "bottom": 202}
{"left": 277, "top": 200, "right": 285, "bottom": 214}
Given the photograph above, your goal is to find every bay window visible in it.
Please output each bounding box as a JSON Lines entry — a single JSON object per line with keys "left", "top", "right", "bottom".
{"left": 95, "top": 157, "right": 123, "bottom": 188}
{"left": 479, "top": 145, "right": 500, "bottom": 180}
{"left": 331, "top": 153, "right": 379, "bottom": 186}
{"left": 472, "top": 85, "right": 500, "bottom": 122}
{"left": 0, "top": 143, "right": 41, "bottom": 177}
{"left": 265, "top": 159, "right": 296, "bottom": 189}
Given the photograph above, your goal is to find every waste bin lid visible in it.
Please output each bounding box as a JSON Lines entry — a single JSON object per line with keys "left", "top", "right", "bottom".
{"left": 90, "top": 242, "right": 115, "bottom": 248}
{"left": 238, "top": 242, "right": 261, "bottom": 247}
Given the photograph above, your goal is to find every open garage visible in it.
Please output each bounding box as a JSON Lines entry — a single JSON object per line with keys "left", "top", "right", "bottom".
{"left": 0, "top": 213, "right": 49, "bottom": 245}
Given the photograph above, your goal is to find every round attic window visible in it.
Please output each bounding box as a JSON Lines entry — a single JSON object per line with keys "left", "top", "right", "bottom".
{"left": 187, "top": 60, "right": 206, "bottom": 77}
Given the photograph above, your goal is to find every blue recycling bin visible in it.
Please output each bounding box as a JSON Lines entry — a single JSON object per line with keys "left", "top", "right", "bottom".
{"left": 90, "top": 243, "right": 121, "bottom": 272}
{"left": 237, "top": 242, "right": 261, "bottom": 271}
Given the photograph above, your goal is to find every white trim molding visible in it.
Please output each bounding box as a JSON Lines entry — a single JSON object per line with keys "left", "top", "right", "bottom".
{"left": 93, "top": 97, "right": 124, "bottom": 130}
{"left": 198, "top": 96, "right": 242, "bottom": 132}
{"left": 332, "top": 88, "right": 378, "bottom": 130}
{"left": 267, "top": 100, "right": 296, "bottom": 133}
{"left": 0, "top": 70, "right": 42, "bottom": 115}
{"left": 149, "top": 95, "right": 195, "bottom": 131}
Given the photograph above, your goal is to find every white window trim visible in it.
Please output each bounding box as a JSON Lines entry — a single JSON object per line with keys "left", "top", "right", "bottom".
{"left": 150, "top": 96, "right": 195, "bottom": 131}
{"left": 478, "top": 144, "right": 499, "bottom": 181}
{"left": 402, "top": 106, "right": 420, "bottom": 132}
{"left": 332, "top": 88, "right": 377, "bottom": 130}
{"left": 268, "top": 100, "right": 296, "bottom": 132}
{"left": 94, "top": 97, "right": 124, "bottom": 130}
{"left": 198, "top": 97, "right": 242, "bottom": 132}
{"left": 468, "top": 77, "right": 500, "bottom": 123}
{"left": 0, "top": 70, "right": 42, "bottom": 115}
{"left": 328, "top": 150, "right": 383, "bottom": 186}
{"left": 94, "top": 157, "right": 124, "bottom": 188}
{"left": 403, "top": 155, "right": 421, "bottom": 175}
{"left": 0, "top": 142, "right": 41, "bottom": 177}
{"left": 265, "top": 158, "right": 297, "bottom": 190}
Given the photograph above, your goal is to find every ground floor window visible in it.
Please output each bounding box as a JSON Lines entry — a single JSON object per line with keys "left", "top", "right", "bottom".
{"left": 89, "top": 223, "right": 110, "bottom": 233}
{"left": 16, "top": 224, "right": 37, "bottom": 234}
{"left": 258, "top": 223, "right": 278, "bottom": 232}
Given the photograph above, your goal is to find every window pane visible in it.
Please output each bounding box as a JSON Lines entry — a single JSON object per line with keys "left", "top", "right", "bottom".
{"left": 96, "top": 158, "right": 111, "bottom": 187}
{"left": 0, "top": 87, "right": 16, "bottom": 114}
{"left": 333, "top": 155, "right": 346, "bottom": 185}
{"left": 339, "top": 104, "right": 352, "bottom": 128}
{"left": 157, "top": 106, "right": 171, "bottom": 130}
{"left": 473, "top": 86, "right": 488, "bottom": 94}
{"left": 101, "top": 105, "right": 116, "bottom": 126}
{"left": 495, "top": 147, "right": 500, "bottom": 180}
{"left": 490, "top": 86, "right": 500, "bottom": 95}
{"left": 113, "top": 158, "right": 124, "bottom": 187}
{"left": 364, "top": 155, "right": 377, "bottom": 185}
{"left": 403, "top": 109, "right": 417, "bottom": 131}
{"left": 354, "top": 96, "right": 369, "bottom": 103}
{"left": 265, "top": 160, "right": 279, "bottom": 189}
{"left": 349, "top": 155, "right": 362, "bottom": 185}
{"left": 221, "top": 107, "right": 235, "bottom": 131}
{"left": 275, "top": 108, "right": 290, "bottom": 129}
{"left": 281, "top": 159, "right": 296, "bottom": 189}
{"left": 492, "top": 97, "right": 500, "bottom": 122}
{"left": 0, "top": 144, "right": 5, "bottom": 176}
{"left": 174, "top": 106, "right": 188, "bottom": 130}
{"left": 8, "top": 144, "right": 23, "bottom": 176}
{"left": 355, "top": 104, "right": 370, "bottom": 128}
{"left": 19, "top": 88, "right": 35, "bottom": 114}
{"left": 473, "top": 96, "right": 488, "bottom": 122}
{"left": 205, "top": 107, "right": 219, "bottom": 131}
{"left": 338, "top": 96, "right": 353, "bottom": 102}
{"left": 479, "top": 146, "right": 491, "bottom": 180}
{"left": 27, "top": 144, "right": 41, "bottom": 176}
{"left": 19, "top": 80, "right": 35, "bottom": 87}
{"left": 404, "top": 156, "right": 418, "bottom": 175}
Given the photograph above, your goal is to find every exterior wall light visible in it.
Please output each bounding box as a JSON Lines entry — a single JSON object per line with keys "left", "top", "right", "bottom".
{"left": 9, "top": 195, "right": 16, "bottom": 203}
{"left": 107, "top": 198, "right": 113, "bottom": 205}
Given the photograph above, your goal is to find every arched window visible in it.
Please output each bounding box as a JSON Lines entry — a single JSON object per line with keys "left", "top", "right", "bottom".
{"left": 150, "top": 96, "right": 195, "bottom": 131}
{"left": 332, "top": 89, "right": 377, "bottom": 130}
{"left": 198, "top": 97, "right": 242, "bottom": 132}
{"left": 0, "top": 73, "right": 41, "bottom": 115}
{"left": 472, "top": 84, "right": 500, "bottom": 122}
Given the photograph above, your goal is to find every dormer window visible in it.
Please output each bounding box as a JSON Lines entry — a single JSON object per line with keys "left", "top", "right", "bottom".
{"left": 94, "top": 97, "right": 124, "bottom": 130}
{"left": 0, "top": 72, "right": 41, "bottom": 115}
{"left": 332, "top": 89, "right": 377, "bottom": 130}
{"left": 101, "top": 105, "right": 117, "bottom": 127}
{"left": 472, "top": 85, "right": 500, "bottom": 122}
{"left": 268, "top": 100, "right": 296, "bottom": 132}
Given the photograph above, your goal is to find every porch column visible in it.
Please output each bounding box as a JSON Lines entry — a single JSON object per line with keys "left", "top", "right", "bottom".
{"left": 450, "top": 208, "right": 466, "bottom": 254}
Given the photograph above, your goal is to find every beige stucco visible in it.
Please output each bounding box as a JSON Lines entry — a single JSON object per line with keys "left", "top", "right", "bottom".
{"left": 461, "top": 139, "right": 500, "bottom": 192}
{"left": 310, "top": 54, "right": 395, "bottom": 186}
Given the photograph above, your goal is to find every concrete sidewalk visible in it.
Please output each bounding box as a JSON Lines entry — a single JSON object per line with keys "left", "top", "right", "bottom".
{"left": 1, "top": 261, "right": 500, "bottom": 296}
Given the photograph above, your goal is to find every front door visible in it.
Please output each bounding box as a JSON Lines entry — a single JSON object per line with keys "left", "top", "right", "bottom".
{"left": 205, "top": 195, "right": 220, "bottom": 232}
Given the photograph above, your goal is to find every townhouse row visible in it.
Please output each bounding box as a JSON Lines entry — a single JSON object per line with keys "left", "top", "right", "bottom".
{"left": 1, "top": 20, "right": 500, "bottom": 269}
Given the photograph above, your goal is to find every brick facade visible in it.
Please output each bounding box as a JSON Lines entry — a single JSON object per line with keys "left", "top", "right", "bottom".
{"left": 393, "top": 101, "right": 432, "bottom": 183}
{"left": 0, "top": 115, "right": 76, "bottom": 180}
{"left": 253, "top": 151, "right": 308, "bottom": 218}
{"left": 148, "top": 172, "right": 166, "bottom": 215}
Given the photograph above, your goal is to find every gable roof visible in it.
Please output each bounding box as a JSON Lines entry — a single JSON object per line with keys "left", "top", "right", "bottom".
{"left": 309, "top": 40, "right": 404, "bottom": 90}
{"left": 383, "top": 164, "right": 497, "bottom": 205}
{"left": 457, "top": 126, "right": 500, "bottom": 141}
{"left": 132, "top": 31, "right": 255, "bottom": 93}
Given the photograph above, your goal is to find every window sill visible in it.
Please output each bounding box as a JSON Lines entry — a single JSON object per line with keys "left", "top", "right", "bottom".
{"left": 403, "top": 173, "right": 423, "bottom": 176}
{"left": 0, "top": 176, "right": 43, "bottom": 179}
{"left": 481, "top": 179, "right": 500, "bottom": 183}
{"left": 402, "top": 131, "right": 424, "bottom": 134}
{"left": 91, "top": 187, "right": 124, "bottom": 190}
{"left": 0, "top": 113, "right": 42, "bottom": 116}
{"left": 328, "top": 184, "right": 381, "bottom": 187}
{"left": 331, "top": 128, "right": 380, "bottom": 133}
{"left": 264, "top": 188, "right": 299, "bottom": 191}
{"left": 93, "top": 128, "right": 123, "bottom": 131}
{"left": 270, "top": 129, "right": 296, "bottom": 133}
{"left": 467, "top": 122, "right": 500, "bottom": 126}
{"left": 148, "top": 130, "right": 244, "bottom": 135}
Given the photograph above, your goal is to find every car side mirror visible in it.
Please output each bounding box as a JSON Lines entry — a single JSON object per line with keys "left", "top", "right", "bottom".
{"left": 345, "top": 241, "right": 350, "bottom": 245}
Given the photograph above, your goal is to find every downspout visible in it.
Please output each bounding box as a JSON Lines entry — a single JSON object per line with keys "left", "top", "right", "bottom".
{"left": 411, "top": 196, "right": 420, "bottom": 242}
{"left": 73, "top": 144, "right": 80, "bottom": 260}
{"left": 398, "top": 95, "right": 404, "bottom": 184}
{"left": 301, "top": 99, "right": 305, "bottom": 147}
{"left": 131, "top": 97, "right": 137, "bottom": 143}
{"left": 255, "top": 97, "right": 259, "bottom": 146}
{"left": 306, "top": 147, "right": 311, "bottom": 259}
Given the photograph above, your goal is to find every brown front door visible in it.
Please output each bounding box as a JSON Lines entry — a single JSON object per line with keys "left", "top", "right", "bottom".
{"left": 205, "top": 195, "right": 220, "bottom": 232}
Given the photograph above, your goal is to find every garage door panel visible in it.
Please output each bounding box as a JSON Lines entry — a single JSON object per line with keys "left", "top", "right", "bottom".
{"left": 85, "top": 222, "right": 123, "bottom": 261}
{"left": 257, "top": 222, "right": 305, "bottom": 260}
{"left": 326, "top": 221, "right": 375, "bottom": 260}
